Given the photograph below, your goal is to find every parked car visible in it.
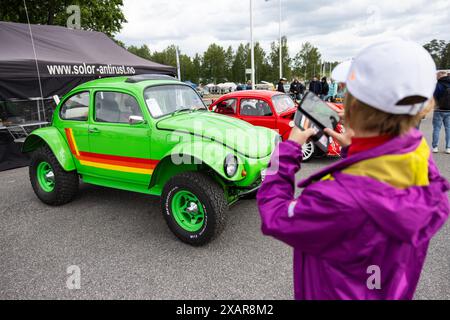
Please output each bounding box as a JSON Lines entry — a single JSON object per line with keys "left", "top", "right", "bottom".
{"left": 22, "top": 75, "right": 278, "bottom": 246}
{"left": 209, "top": 90, "right": 344, "bottom": 161}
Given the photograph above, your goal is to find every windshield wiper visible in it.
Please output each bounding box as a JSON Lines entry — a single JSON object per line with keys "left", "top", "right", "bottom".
{"left": 191, "top": 106, "right": 208, "bottom": 112}
{"left": 171, "top": 107, "right": 192, "bottom": 116}
{"left": 172, "top": 106, "right": 207, "bottom": 116}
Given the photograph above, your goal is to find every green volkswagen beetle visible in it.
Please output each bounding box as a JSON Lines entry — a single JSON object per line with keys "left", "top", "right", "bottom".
{"left": 23, "top": 75, "right": 278, "bottom": 246}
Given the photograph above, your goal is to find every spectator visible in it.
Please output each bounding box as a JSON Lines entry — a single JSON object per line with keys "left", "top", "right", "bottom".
{"left": 320, "top": 77, "right": 330, "bottom": 100}
{"left": 309, "top": 76, "right": 322, "bottom": 95}
{"left": 335, "top": 82, "right": 347, "bottom": 101}
{"left": 290, "top": 77, "right": 305, "bottom": 101}
{"left": 432, "top": 71, "right": 450, "bottom": 153}
{"left": 326, "top": 79, "right": 338, "bottom": 101}
{"left": 257, "top": 40, "right": 449, "bottom": 300}
{"left": 277, "top": 78, "right": 287, "bottom": 93}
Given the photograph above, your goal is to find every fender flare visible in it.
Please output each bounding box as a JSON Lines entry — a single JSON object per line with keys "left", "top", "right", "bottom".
{"left": 149, "top": 140, "right": 244, "bottom": 189}
{"left": 22, "top": 127, "right": 76, "bottom": 171}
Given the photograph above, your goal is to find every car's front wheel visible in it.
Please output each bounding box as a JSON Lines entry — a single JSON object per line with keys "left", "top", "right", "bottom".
{"left": 29, "top": 145, "right": 79, "bottom": 206}
{"left": 302, "top": 141, "right": 315, "bottom": 162}
{"left": 161, "top": 172, "right": 227, "bottom": 246}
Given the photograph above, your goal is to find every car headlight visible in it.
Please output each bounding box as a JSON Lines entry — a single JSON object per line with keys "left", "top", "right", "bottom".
{"left": 224, "top": 154, "right": 238, "bottom": 177}
{"left": 274, "top": 134, "right": 282, "bottom": 146}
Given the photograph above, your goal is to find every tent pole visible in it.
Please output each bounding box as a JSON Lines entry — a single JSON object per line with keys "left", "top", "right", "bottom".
{"left": 36, "top": 99, "right": 41, "bottom": 122}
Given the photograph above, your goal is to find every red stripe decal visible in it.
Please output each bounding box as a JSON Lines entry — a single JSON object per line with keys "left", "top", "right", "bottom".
{"left": 65, "top": 128, "right": 77, "bottom": 155}
{"left": 78, "top": 154, "right": 156, "bottom": 169}
{"left": 78, "top": 151, "right": 159, "bottom": 166}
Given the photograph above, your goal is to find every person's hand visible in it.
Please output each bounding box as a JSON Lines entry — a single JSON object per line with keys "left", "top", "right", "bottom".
{"left": 288, "top": 127, "right": 317, "bottom": 145}
{"left": 324, "top": 128, "right": 355, "bottom": 148}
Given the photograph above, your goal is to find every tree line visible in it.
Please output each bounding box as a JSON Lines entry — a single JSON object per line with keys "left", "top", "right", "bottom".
{"left": 128, "top": 38, "right": 339, "bottom": 85}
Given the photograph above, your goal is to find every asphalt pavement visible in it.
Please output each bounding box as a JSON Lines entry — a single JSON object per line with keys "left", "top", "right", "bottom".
{"left": 0, "top": 117, "right": 449, "bottom": 299}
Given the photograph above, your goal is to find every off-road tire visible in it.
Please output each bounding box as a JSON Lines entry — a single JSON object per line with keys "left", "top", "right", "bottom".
{"left": 29, "top": 145, "right": 79, "bottom": 206}
{"left": 161, "top": 172, "right": 227, "bottom": 246}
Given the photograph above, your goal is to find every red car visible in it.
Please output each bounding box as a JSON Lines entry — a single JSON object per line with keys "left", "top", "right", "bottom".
{"left": 209, "top": 90, "right": 344, "bottom": 161}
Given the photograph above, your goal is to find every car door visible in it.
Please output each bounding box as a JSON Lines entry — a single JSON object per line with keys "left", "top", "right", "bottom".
{"left": 87, "top": 90, "right": 153, "bottom": 185}
{"left": 58, "top": 91, "right": 91, "bottom": 175}
{"left": 212, "top": 98, "right": 239, "bottom": 118}
{"left": 238, "top": 98, "right": 277, "bottom": 130}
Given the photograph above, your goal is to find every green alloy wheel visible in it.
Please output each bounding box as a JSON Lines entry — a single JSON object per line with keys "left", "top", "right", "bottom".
{"left": 171, "top": 190, "right": 205, "bottom": 232}
{"left": 162, "top": 172, "right": 227, "bottom": 246}
{"left": 36, "top": 161, "right": 55, "bottom": 192}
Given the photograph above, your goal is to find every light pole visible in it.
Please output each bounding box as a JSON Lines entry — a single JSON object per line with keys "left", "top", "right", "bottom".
{"left": 265, "top": 0, "right": 283, "bottom": 80}
{"left": 278, "top": 0, "right": 282, "bottom": 80}
{"left": 250, "top": 0, "right": 255, "bottom": 89}
{"left": 176, "top": 47, "right": 181, "bottom": 81}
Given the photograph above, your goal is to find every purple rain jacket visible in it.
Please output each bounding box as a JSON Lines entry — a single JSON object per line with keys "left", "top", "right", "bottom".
{"left": 257, "top": 129, "right": 449, "bottom": 300}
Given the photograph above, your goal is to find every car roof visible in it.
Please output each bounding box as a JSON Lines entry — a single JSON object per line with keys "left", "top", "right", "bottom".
{"left": 219, "top": 90, "right": 285, "bottom": 100}
{"left": 74, "top": 75, "right": 184, "bottom": 92}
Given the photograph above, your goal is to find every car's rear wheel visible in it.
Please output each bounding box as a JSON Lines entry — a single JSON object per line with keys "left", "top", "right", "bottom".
{"left": 302, "top": 141, "right": 315, "bottom": 162}
{"left": 29, "top": 145, "right": 79, "bottom": 206}
{"left": 161, "top": 172, "right": 227, "bottom": 246}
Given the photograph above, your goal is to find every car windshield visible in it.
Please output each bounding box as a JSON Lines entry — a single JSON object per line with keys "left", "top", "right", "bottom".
{"left": 144, "top": 85, "right": 206, "bottom": 118}
{"left": 272, "top": 94, "right": 296, "bottom": 114}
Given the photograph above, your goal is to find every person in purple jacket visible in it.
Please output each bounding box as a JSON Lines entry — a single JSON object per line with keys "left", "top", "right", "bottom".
{"left": 257, "top": 40, "right": 450, "bottom": 300}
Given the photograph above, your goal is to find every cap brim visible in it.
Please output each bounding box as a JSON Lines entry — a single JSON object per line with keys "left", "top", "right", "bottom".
{"left": 332, "top": 60, "right": 352, "bottom": 83}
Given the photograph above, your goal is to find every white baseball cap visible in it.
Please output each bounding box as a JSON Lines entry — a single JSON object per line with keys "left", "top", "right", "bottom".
{"left": 332, "top": 40, "right": 437, "bottom": 115}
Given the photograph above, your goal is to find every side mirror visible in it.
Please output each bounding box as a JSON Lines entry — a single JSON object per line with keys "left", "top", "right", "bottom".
{"left": 129, "top": 115, "right": 146, "bottom": 125}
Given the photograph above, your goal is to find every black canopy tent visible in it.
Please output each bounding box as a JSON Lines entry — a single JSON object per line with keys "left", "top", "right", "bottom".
{"left": 0, "top": 21, "right": 176, "bottom": 99}
{"left": 0, "top": 21, "right": 176, "bottom": 171}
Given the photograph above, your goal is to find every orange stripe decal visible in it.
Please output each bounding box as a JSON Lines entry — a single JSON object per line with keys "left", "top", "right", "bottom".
{"left": 65, "top": 128, "right": 158, "bottom": 174}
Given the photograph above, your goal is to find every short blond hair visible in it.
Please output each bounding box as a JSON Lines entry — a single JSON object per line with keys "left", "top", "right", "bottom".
{"left": 344, "top": 93, "right": 434, "bottom": 136}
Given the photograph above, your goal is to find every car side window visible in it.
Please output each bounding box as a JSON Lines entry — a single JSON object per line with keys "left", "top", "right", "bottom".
{"left": 240, "top": 99, "right": 273, "bottom": 116}
{"left": 95, "top": 91, "right": 143, "bottom": 124}
{"left": 60, "top": 92, "right": 89, "bottom": 121}
{"left": 214, "top": 99, "right": 237, "bottom": 115}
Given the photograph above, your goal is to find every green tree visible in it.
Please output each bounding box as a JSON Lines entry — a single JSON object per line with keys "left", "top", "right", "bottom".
{"left": 179, "top": 54, "right": 195, "bottom": 82}
{"left": 192, "top": 54, "right": 203, "bottom": 84}
{"left": 224, "top": 46, "right": 235, "bottom": 82}
{"left": 127, "top": 44, "right": 152, "bottom": 60}
{"left": 202, "top": 44, "right": 227, "bottom": 83}
{"left": 151, "top": 45, "right": 177, "bottom": 67}
{"left": 423, "top": 39, "right": 447, "bottom": 68}
{"left": 246, "top": 42, "right": 270, "bottom": 83}
{"left": 232, "top": 43, "right": 249, "bottom": 83}
{"left": 293, "top": 42, "right": 322, "bottom": 81}
{"left": 440, "top": 43, "right": 450, "bottom": 69}
{"left": 0, "top": 0, "right": 126, "bottom": 37}
{"left": 269, "top": 36, "right": 292, "bottom": 82}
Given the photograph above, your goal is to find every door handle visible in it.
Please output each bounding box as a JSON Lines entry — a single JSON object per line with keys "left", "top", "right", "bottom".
{"left": 88, "top": 128, "right": 100, "bottom": 134}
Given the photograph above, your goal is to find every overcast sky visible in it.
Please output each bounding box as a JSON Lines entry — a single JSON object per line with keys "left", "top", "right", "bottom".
{"left": 116, "top": 0, "right": 450, "bottom": 62}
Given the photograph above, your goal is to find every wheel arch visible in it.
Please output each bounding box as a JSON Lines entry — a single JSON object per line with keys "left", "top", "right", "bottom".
{"left": 22, "top": 127, "right": 76, "bottom": 171}
{"left": 149, "top": 154, "right": 226, "bottom": 192}
{"left": 150, "top": 140, "right": 245, "bottom": 191}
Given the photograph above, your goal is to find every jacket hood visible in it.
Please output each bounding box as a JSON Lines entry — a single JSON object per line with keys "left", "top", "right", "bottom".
{"left": 300, "top": 129, "right": 450, "bottom": 244}
{"left": 156, "top": 111, "right": 277, "bottom": 158}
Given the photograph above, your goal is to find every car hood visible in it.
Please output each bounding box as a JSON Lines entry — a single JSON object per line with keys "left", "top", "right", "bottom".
{"left": 156, "top": 111, "right": 276, "bottom": 158}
